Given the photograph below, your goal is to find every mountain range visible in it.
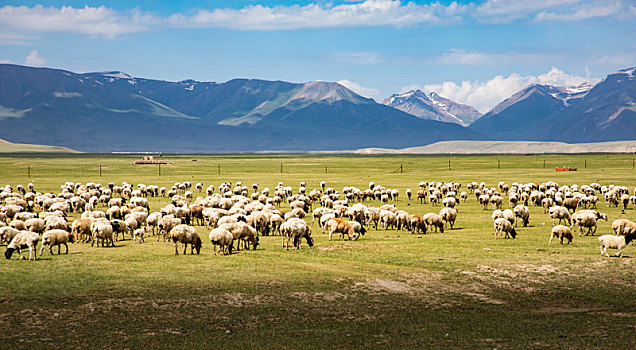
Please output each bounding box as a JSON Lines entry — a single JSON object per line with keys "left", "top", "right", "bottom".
{"left": 0, "top": 64, "right": 483, "bottom": 152}
{"left": 0, "top": 64, "right": 634, "bottom": 152}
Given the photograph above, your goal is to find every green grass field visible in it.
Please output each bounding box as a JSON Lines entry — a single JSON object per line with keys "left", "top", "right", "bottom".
{"left": 0, "top": 154, "right": 635, "bottom": 349}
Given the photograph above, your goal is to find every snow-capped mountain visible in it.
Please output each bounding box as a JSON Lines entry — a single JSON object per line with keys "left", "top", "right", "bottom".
{"left": 382, "top": 90, "right": 482, "bottom": 126}
{"left": 469, "top": 68, "right": 635, "bottom": 142}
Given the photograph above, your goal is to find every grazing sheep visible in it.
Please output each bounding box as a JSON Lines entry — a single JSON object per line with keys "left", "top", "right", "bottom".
{"left": 549, "top": 206, "right": 571, "bottom": 226}
{"left": 218, "top": 222, "right": 259, "bottom": 251}
{"left": 571, "top": 210, "right": 607, "bottom": 236}
{"left": 549, "top": 225, "right": 573, "bottom": 245}
{"left": 513, "top": 205, "right": 530, "bottom": 227}
{"left": 158, "top": 216, "right": 181, "bottom": 242}
{"left": 379, "top": 210, "right": 397, "bottom": 230}
{"left": 347, "top": 220, "right": 367, "bottom": 239}
{"left": 209, "top": 228, "right": 233, "bottom": 255}
{"left": 611, "top": 219, "right": 636, "bottom": 236}
{"left": 40, "top": 229, "right": 75, "bottom": 255}
{"left": 442, "top": 197, "right": 457, "bottom": 209}
{"left": 72, "top": 218, "right": 93, "bottom": 243}
{"left": 439, "top": 207, "right": 457, "bottom": 230}
{"left": 598, "top": 233, "right": 635, "bottom": 258}
{"left": 10, "top": 219, "right": 26, "bottom": 231}
{"left": 423, "top": 213, "right": 444, "bottom": 233}
{"left": 5, "top": 230, "right": 40, "bottom": 260}
{"left": 490, "top": 195, "right": 503, "bottom": 210}
{"left": 408, "top": 214, "right": 427, "bottom": 234}
{"left": 169, "top": 224, "right": 202, "bottom": 255}
{"left": 563, "top": 198, "right": 579, "bottom": 213}
{"left": 281, "top": 218, "right": 314, "bottom": 249}
{"left": 91, "top": 221, "right": 114, "bottom": 247}
{"left": 493, "top": 217, "right": 517, "bottom": 239}
{"left": 479, "top": 195, "right": 490, "bottom": 210}
{"left": 491, "top": 210, "right": 503, "bottom": 221}
{"left": 325, "top": 218, "right": 356, "bottom": 241}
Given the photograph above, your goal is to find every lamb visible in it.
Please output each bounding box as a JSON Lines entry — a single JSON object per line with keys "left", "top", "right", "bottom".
{"left": 379, "top": 210, "right": 397, "bottom": 230}
{"left": 40, "top": 229, "right": 75, "bottom": 255}
{"left": 479, "top": 194, "right": 490, "bottom": 210}
{"left": 269, "top": 213, "right": 283, "bottom": 235}
{"left": 423, "top": 213, "right": 444, "bottom": 233}
{"left": 325, "top": 218, "right": 356, "bottom": 241}
{"left": 209, "top": 227, "right": 234, "bottom": 255}
{"left": 169, "top": 224, "right": 202, "bottom": 255}
{"left": 513, "top": 205, "right": 530, "bottom": 227}
{"left": 598, "top": 233, "right": 635, "bottom": 258}
{"left": 5, "top": 230, "right": 40, "bottom": 260}
{"left": 158, "top": 216, "right": 181, "bottom": 242}
{"left": 133, "top": 228, "right": 145, "bottom": 243}
{"left": 549, "top": 225, "right": 573, "bottom": 245}
{"left": 439, "top": 207, "right": 457, "bottom": 230}
{"left": 493, "top": 217, "right": 517, "bottom": 239}
{"left": 24, "top": 218, "right": 46, "bottom": 233}
{"left": 611, "top": 219, "right": 636, "bottom": 236}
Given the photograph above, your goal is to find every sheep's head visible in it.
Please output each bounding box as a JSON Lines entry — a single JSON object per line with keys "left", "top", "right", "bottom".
{"left": 625, "top": 233, "right": 636, "bottom": 246}
{"left": 194, "top": 237, "right": 202, "bottom": 254}
{"left": 359, "top": 225, "right": 367, "bottom": 236}
{"left": 509, "top": 228, "right": 517, "bottom": 239}
{"left": 304, "top": 235, "right": 314, "bottom": 247}
{"left": 68, "top": 233, "right": 76, "bottom": 243}
{"left": 4, "top": 247, "right": 15, "bottom": 259}
{"left": 598, "top": 213, "right": 608, "bottom": 221}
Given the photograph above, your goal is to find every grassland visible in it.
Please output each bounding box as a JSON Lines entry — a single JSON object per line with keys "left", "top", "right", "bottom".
{"left": 0, "top": 154, "right": 635, "bottom": 349}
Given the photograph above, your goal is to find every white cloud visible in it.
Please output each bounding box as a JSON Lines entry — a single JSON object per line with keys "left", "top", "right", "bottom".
{"left": 0, "top": 58, "right": 12, "bottom": 63}
{"left": 0, "top": 5, "right": 153, "bottom": 38}
{"left": 535, "top": 0, "right": 621, "bottom": 21}
{"left": 25, "top": 49, "right": 46, "bottom": 66}
{"left": 435, "top": 49, "right": 559, "bottom": 65}
{"left": 411, "top": 67, "right": 600, "bottom": 113}
{"left": 337, "top": 79, "right": 382, "bottom": 101}
{"left": 0, "top": 1, "right": 632, "bottom": 37}
{"left": 332, "top": 51, "right": 384, "bottom": 64}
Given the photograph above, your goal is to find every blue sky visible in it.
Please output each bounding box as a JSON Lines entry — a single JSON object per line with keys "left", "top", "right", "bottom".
{"left": 0, "top": 0, "right": 634, "bottom": 112}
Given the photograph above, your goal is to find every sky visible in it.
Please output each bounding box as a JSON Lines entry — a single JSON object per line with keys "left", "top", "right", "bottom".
{"left": 0, "top": 0, "right": 634, "bottom": 112}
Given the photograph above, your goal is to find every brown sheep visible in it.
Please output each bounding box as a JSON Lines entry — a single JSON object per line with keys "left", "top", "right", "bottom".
{"left": 325, "top": 218, "right": 355, "bottom": 241}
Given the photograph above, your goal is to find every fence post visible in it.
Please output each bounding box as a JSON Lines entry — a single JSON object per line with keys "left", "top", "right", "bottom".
{"left": 158, "top": 164, "right": 161, "bottom": 176}
{"left": 99, "top": 165, "right": 102, "bottom": 177}
{"left": 400, "top": 164, "right": 403, "bottom": 173}
{"left": 325, "top": 166, "right": 327, "bottom": 174}
{"left": 280, "top": 163, "right": 283, "bottom": 174}
{"left": 543, "top": 159, "right": 546, "bottom": 168}
{"left": 585, "top": 159, "right": 587, "bottom": 169}
{"left": 27, "top": 166, "right": 30, "bottom": 178}
{"left": 448, "top": 159, "right": 451, "bottom": 170}
{"left": 218, "top": 164, "right": 220, "bottom": 175}
{"left": 498, "top": 159, "right": 500, "bottom": 169}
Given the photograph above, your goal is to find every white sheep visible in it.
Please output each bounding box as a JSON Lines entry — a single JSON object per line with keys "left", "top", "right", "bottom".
{"left": 611, "top": 219, "right": 636, "bottom": 236}
{"left": 40, "top": 229, "right": 75, "bottom": 255}
{"left": 281, "top": 218, "right": 314, "bottom": 249}
{"left": 5, "top": 230, "right": 40, "bottom": 260}
{"left": 493, "top": 217, "right": 517, "bottom": 239}
{"left": 439, "top": 207, "right": 457, "bottom": 230}
{"left": 549, "top": 225, "right": 573, "bottom": 245}
{"left": 549, "top": 206, "right": 571, "bottom": 226}
{"left": 209, "top": 228, "right": 233, "bottom": 255}
{"left": 169, "top": 224, "right": 202, "bottom": 255}
{"left": 598, "top": 233, "right": 635, "bottom": 258}
{"left": 0, "top": 226, "right": 19, "bottom": 245}
{"left": 423, "top": 213, "right": 444, "bottom": 233}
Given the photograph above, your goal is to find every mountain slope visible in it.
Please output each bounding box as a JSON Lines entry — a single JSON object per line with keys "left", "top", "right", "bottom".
{"left": 466, "top": 70, "right": 636, "bottom": 143}
{"left": 383, "top": 90, "right": 481, "bottom": 126}
{"left": 0, "top": 64, "right": 486, "bottom": 152}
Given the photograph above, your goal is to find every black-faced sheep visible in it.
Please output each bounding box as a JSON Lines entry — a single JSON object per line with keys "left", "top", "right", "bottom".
{"left": 598, "top": 233, "right": 635, "bottom": 258}
{"left": 493, "top": 217, "right": 517, "bottom": 239}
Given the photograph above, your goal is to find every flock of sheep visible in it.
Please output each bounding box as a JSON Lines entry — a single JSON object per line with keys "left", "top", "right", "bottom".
{"left": 1, "top": 179, "right": 635, "bottom": 261}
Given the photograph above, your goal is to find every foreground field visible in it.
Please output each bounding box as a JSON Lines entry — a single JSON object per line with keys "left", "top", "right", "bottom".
{"left": 1, "top": 154, "right": 635, "bottom": 349}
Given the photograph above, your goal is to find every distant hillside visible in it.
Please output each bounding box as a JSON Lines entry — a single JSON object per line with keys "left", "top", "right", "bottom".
{"left": 0, "top": 64, "right": 485, "bottom": 152}
{"left": 352, "top": 140, "right": 636, "bottom": 154}
{"left": 0, "top": 139, "right": 80, "bottom": 153}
